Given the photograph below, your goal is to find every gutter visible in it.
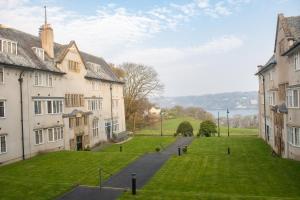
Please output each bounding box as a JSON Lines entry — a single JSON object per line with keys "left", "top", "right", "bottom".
{"left": 257, "top": 72, "right": 268, "bottom": 142}
{"left": 18, "top": 71, "right": 25, "bottom": 160}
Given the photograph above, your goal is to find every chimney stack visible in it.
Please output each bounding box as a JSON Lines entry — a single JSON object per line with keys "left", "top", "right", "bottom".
{"left": 39, "top": 6, "right": 54, "bottom": 58}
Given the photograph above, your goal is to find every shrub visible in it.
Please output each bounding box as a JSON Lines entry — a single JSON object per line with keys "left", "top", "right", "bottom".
{"left": 175, "top": 121, "right": 194, "bottom": 137}
{"left": 155, "top": 147, "right": 160, "bottom": 152}
{"left": 198, "top": 120, "right": 217, "bottom": 137}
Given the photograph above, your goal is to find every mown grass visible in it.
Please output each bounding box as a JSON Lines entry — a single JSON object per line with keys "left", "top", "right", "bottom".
{"left": 0, "top": 136, "right": 175, "bottom": 200}
{"left": 121, "top": 136, "right": 300, "bottom": 200}
{"left": 135, "top": 117, "right": 258, "bottom": 136}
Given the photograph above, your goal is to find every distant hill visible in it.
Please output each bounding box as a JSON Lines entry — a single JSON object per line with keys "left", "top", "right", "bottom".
{"left": 151, "top": 91, "right": 258, "bottom": 110}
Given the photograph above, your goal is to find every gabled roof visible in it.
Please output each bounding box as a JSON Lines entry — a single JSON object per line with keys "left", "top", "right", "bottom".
{"left": 0, "top": 25, "right": 122, "bottom": 83}
{"left": 274, "top": 14, "right": 300, "bottom": 53}
{"left": 256, "top": 54, "right": 276, "bottom": 75}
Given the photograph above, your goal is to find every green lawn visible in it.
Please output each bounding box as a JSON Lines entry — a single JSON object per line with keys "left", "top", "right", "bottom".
{"left": 0, "top": 136, "right": 175, "bottom": 200}
{"left": 121, "top": 136, "right": 300, "bottom": 200}
{"left": 135, "top": 117, "right": 258, "bottom": 136}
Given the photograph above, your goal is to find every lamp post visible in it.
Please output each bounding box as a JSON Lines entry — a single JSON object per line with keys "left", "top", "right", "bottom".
{"left": 227, "top": 108, "right": 230, "bottom": 137}
{"left": 218, "top": 112, "right": 220, "bottom": 137}
{"left": 160, "top": 111, "right": 164, "bottom": 136}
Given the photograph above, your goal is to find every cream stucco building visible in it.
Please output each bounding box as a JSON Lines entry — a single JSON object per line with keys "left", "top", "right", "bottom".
{"left": 256, "top": 14, "right": 300, "bottom": 160}
{"left": 0, "top": 21, "right": 126, "bottom": 164}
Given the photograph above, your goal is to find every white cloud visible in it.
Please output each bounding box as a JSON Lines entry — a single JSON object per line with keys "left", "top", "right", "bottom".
{"left": 113, "top": 35, "right": 244, "bottom": 65}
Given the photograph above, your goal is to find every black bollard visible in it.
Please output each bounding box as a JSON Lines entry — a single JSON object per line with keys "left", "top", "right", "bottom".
{"left": 131, "top": 173, "right": 136, "bottom": 195}
{"left": 227, "top": 147, "right": 230, "bottom": 155}
{"left": 178, "top": 146, "right": 181, "bottom": 156}
{"left": 120, "top": 145, "right": 123, "bottom": 152}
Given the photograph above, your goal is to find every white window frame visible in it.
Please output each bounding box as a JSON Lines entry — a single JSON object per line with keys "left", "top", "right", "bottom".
{"left": 0, "top": 100, "right": 5, "bottom": 118}
{"left": 34, "top": 129, "right": 43, "bottom": 145}
{"left": 268, "top": 92, "right": 275, "bottom": 106}
{"left": 32, "top": 47, "right": 45, "bottom": 61}
{"left": 88, "top": 99, "right": 102, "bottom": 111}
{"left": 92, "top": 119, "right": 99, "bottom": 137}
{"left": 0, "top": 135, "right": 7, "bottom": 154}
{"left": 34, "top": 100, "right": 42, "bottom": 115}
{"left": 34, "top": 71, "right": 43, "bottom": 86}
{"left": 48, "top": 127, "right": 63, "bottom": 142}
{"left": 287, "top": 89, "right": 300, "bottom": 108}
{"left": 288, "top": 127, "right": 300, "bottom": 147}
{"left": 0, "top": 38, "right": 18, "bottom": 55}
{"left": 295, "top": 51, "right": 300, "bottom": 71}
{"left": 47, "top": 100, "right": 63, "bottom": 114}
{"left": 113, "top": 119, "right": 119, "bottom": 132}
{"left": 0, "top": 66, "right": 4, "bottom": 84}
{"left": 34, "top": 72, "right": 53, "bottom": 87}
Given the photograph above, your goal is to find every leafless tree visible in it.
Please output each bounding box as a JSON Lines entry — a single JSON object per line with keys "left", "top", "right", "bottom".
{"left": 120, "top": 63, "right": 164, "bottom": 131}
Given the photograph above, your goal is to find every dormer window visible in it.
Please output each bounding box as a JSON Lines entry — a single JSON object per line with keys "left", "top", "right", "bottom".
{"left": 0, "top": 38, "right": 17, "bottom": 55}
{"left": 87, "top": 62, "right": 101, "bottom": 73}
{"left": 32, "top": 47, "right": 45, "bottom": 60}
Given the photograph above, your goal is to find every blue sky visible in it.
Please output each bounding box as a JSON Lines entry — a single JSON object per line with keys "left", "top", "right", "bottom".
{"left": 0, "top": 0, "right": 299, "bottom": 96}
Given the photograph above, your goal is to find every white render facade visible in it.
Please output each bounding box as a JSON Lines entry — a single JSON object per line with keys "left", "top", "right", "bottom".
{"left": 0, "top": 23, "right": 126, "bottom": 164}
{"left": 256, "top": 14, "right": 300, "bottom": 160}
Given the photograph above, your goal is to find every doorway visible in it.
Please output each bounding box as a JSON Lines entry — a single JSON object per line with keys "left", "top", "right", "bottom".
{"left": 105, "top": 121, "right": 111, "bottom": 140}
{"left": 76, "top": 135, "right": 83, "bottom": 151}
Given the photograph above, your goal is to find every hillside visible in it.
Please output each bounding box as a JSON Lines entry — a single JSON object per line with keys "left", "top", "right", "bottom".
{"left": 151, "top": 91, "right": 258, "bottom": 110}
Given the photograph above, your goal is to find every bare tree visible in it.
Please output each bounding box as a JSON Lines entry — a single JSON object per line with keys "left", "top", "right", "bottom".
{"left": 120, "top": 63, "right": 164, "bottom": 131}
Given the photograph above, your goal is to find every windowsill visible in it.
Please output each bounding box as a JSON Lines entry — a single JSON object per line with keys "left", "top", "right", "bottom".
{"left": 0, "top": 152, "right": 7, "bottom": 155}
{"left": 34, "top": 85, "right": 53, "bottom": 88}
{"left": 289, "top": 143, "right": 300, "bottom": 148}
{"left": 34, "top": 143, "right": 44, "bottom": 146}
{"left": 288, "top": 107, "right": 300, "bottom": 109}
{"left": 0, "top": 117, "right": 6, "bottom": 120}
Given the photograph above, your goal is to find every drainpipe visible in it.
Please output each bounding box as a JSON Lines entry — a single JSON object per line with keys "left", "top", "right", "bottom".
{"left": 110, "top": 83, "right": 113, "bottom": 139}
{"left": 259, "top": 73, "right": 268, "bottom": 141}
{"left": 18, "top": 71, "right": 25, "bottom": 160}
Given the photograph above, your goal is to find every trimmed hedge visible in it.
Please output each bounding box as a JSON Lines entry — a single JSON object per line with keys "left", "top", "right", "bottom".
{"left": 198, "top": 120, "right": 217, "bottom": 137}
{"left": 175, "top": 121, "right": 194, "bottom": 137}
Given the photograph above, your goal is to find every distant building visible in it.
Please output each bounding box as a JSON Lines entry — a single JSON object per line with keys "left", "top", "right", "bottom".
{"left": 256, "top": 14, "right": 300, "bottom": 160}
{"left": 0, "top": 15, "right": 126, "bottom": 164}
{"left": 149, "top": 106, "right": 161, "bottom": 116}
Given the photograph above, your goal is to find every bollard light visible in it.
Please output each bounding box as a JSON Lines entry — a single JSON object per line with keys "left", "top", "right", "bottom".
{"left": 178, "top": 146, "right": 181, "bottom": 156}
{"left": 227, "top": 147, "right": 230, "bottom": 155}
{"left": 131, "top": 173, "right": 136, "bottom": 195}
{"left": 120, "top": 145, "right": 123, "bottom": 152}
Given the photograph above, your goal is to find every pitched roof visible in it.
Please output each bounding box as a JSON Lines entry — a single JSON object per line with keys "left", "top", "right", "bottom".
{"left": 256, "top": 54, "right": 276, "bottom": 75}
{"left": 0, "top": 25, "right": 122, "bottom": 83}
{"left": 286, "top": 16, "right": 300, "bottom": 40}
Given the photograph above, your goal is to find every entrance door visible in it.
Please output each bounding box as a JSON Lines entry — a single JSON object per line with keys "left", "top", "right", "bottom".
{"left": 105, "top": 122, "right": 111, "bottom": 140}
{"left": 76, "top": 136, "right": 83, "bottom": 151}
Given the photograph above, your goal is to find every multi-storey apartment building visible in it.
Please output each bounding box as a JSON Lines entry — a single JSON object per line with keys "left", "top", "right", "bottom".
{"left": 0, "top": 20, "right": 126, "bottom": 164}
{"left": 256, "top": 14, "right": 300, "bottom": 160}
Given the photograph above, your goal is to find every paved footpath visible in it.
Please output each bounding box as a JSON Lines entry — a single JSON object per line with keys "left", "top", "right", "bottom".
{"left": 57, "top": 136, "right": 194, "bottom": 200}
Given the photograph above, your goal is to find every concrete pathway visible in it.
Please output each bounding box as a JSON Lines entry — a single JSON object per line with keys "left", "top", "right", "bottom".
{"left": 57, "top": 136, "right": 194, "bottom": 200}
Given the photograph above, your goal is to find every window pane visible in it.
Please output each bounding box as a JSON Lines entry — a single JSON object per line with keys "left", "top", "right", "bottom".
{"left": 0, "top": 101, "right": 4, "bottom": 117}
{"left": 0, "top": 136, "right": 6, "bottom": 153}
{"left": 48, "top": 129, "right": 53, "bottom": 141}
{"left": 0, "top": 67, "right": 3, "bottom": 83}
{"left": 47, "top": 101, "right": 52, "bottom": 113}
{"left": 293, "top": 90, "right": 299, "bottom": 107}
